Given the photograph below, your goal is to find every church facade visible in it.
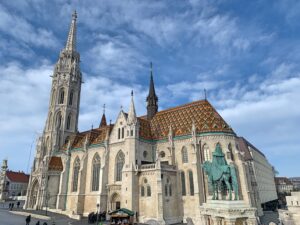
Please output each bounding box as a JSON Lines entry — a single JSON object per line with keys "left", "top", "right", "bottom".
{"left": 25, "top": 12, "right": 276, "bottom": 225}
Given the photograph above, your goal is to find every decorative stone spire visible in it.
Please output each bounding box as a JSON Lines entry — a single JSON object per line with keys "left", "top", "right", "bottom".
{"left": 1, "top": 159, "right": 7, "bottom": 170}
{"left": 99, "top": 104, "right": 107, "bottom": 127}
{"left": 146, "top": 62, "right": 158, "bottom": 120}
{"left": 65, "top": 10, "right": 77, "bottom": 51}
{"left": 127, "top": 90, "right": 137, "bottom": 125}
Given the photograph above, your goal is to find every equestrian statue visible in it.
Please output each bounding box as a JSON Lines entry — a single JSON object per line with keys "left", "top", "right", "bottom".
{"left": 202, "top": 144, "right": 239, "bottom": 200}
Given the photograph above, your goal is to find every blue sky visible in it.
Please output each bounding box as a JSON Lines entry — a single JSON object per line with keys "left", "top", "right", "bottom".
{"left": 0, "top": 0, "right": 299, "bottom": 176}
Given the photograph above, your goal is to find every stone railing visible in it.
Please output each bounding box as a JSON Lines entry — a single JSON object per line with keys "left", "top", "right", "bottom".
{"left": 161, "top": 164, "right": 177, "bottom": 171}
{"left": 139, "top": 164, "right": 156, "bottom": 170}
{"left": 107, "top": 184, "right": 121, "bottom": 191}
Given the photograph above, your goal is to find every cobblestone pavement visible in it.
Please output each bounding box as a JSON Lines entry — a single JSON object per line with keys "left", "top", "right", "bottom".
{"left": 0, "top": 208, "right": 98, "bottom": 225}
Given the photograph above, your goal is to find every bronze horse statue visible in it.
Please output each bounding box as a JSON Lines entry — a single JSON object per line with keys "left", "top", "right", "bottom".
{"left": 202, "top": 144, "right": 239, "bottom": 200}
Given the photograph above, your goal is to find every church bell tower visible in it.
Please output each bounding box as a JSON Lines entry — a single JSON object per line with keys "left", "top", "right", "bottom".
{"left": 42, "top": 11, "right": 82, "bottom": 156}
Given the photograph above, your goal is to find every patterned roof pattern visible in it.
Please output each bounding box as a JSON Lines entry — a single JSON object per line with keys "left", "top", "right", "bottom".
{"left": 61, "top": 125, "right": 113, "bottom": 150}
{"left": 139, "top": 100, "right": 234, "bottom": 140}
{"left": 6, "top": 171, "right": 29, "bottom": 183}
{"left": 48, "top": 156, "right": 63, "bottom": 171}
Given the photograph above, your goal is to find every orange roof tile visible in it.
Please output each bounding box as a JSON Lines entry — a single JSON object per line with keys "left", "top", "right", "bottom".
{"left": 48, "top": 156, "right": 63, "bottom": 171}
{"left": 61, "top": 125, "right": 113, "bottom": 150}
{"left": 139, "top": 100, "right": 234, "bottom": 140}
{"left": 6, "top": 171, "right": 29, "bottom": 183}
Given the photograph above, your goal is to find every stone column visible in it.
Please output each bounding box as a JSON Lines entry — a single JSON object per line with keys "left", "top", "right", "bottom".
{"left": 203, "top": 215, "right": 210, "bottom": 225}
{"left": 211, "top": 216, "right": 222, "bottom": 225}
{"left": 247, "top": 218, "right": 257, "bottom": 225}
{"left": 225, "top": 218, "right": 236, "bottom": 225}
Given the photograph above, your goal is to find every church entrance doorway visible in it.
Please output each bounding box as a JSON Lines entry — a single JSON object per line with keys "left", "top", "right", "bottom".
{"left": 110, "top": 193, "right": 121, "bottom": 210}
{"left": 116, "top": 201, "right": 120, "bottom": 210}
{"left": 29, "top": 179, "right": 39, "bottom": 208}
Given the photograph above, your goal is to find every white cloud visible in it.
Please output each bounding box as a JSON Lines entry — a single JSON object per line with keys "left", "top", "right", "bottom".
{"left": 0, "top": 4, "right": 59, "bottom": 48}
{"left": 85, "top": 36, "right": 146, "bottom": 79}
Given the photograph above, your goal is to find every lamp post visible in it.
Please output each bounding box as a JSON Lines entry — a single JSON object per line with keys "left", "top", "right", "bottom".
{"left": 96, "top": 203, "right": 100, "bottom": 225}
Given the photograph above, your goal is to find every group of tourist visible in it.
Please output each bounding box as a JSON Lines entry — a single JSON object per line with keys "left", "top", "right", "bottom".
{"left": 8, "top": 201, "right": 20, "bottom": 210}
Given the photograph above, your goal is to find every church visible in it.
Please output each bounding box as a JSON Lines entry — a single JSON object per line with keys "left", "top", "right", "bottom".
{"left": 25, "top": 12, "right": 277, "bottom": 225}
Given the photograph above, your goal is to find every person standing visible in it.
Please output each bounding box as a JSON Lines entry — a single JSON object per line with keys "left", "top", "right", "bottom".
{"left": 25, "top": 215, "right": 31, "bottom": 225}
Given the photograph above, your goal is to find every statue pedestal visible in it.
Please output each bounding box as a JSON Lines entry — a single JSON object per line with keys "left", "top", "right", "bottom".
{"left": 199, "top": 200, "right": 258, "bottom": 225}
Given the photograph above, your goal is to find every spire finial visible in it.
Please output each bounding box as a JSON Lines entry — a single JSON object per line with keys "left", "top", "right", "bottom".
{"left": 99, "top": 104, "right": 107, "bottom": 127}
{"left": 72, "top": 10, "right": 77, "bottom": 20}
{"left": 131, "top": 90, "right": 133, "bottom": 97}
{"left": 204, "top": 89, "right": 207, "bottom": 100}
{"left": 65, "top": 11, "right": 77, "bottom": 51}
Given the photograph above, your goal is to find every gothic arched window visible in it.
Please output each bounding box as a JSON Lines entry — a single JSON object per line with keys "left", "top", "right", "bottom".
{"left": 189, "top": 170, "right": 194, "bottom": 196}
{"left": 203, "top": 144, "right": 210, "bottom": 161}
{"left": 69, "top": 91, "right": 74, "bottom": 106}
{"left": 182, "top": 146, "right": 188, "bottom": 163}
{"left": 141, "top": 186, "right": 145, "bottom": 197}
{"left": 72, "top": 157, "right": 80, "bottom": 192}
{"left": 91, "top": 154, "right": 101, "bottom": 191}
{"left": 67, "top": 114, "right": 71, "bottom": 130}
{"left": 59, "top": 89, "right": 65, "bottom": 104}
{"left": 115, "top": 151, "right": 125, "bottom": 181}
{"left": 147, "top": 186, "right": 151, "bottom": 196}
{"left": 181, "top": 171, "right": 186, "bottom": 196}
{"left": 165, "top": 184, "right": 168, "bottom": 196}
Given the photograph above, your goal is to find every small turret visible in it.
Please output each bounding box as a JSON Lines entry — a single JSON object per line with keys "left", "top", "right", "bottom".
{"left": 1, "top": 159, "right": 7, "bottom": 170}
{"left": 127, "top": 91, "right": 137, "bottom": 125}
{"left": 99, "top": 104, "right": 107, "bottom": 127}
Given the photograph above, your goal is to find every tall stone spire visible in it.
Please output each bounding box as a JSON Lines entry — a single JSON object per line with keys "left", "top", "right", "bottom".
{"left": 128, "top": 90, "right": 137, "bottom": 125}
{"left": 65, "top": 11, "right": 77, "bottom": 51}
{"left": 146, "top": 62, "right": 158, "bottom": 120}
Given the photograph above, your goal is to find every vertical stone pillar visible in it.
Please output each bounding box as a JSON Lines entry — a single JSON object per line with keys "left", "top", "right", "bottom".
{"left": 201, "top": 215, "right": 210, "bottom": 225}
{"left": 225, "top": 218, "right": 236, "bottom": 225}
{"left": 247, "top": 218, "right": 258, "bottom": 225}
{"left": 211, "top": 216, "right": 222, "bottom": 225}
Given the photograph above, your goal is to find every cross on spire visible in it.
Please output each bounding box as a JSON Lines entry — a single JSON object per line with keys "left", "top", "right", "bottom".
{"left": 99, "top": 103, "right": 107, "bottom": 127}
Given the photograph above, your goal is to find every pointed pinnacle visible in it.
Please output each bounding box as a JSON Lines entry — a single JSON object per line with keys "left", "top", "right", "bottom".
{"left": 65, "top": 11, "right": 77, "bottom": 51}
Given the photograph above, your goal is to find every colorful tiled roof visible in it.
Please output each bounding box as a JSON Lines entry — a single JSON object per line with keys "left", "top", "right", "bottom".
{"left": 139, "top": 100, "right": 234, "bottom": 140}
{"left": 48, "top": 156, "right": 63, "bottom": 171}
{"left": 62, "top": 125, "right": 113, "bottom": 150}
{"left": 6, "top": 171, "right": 29, "bottom": 183}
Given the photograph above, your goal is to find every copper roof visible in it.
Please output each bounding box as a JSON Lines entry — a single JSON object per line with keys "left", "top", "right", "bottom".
{"left": 139, "top": 100, "right": 234, "bottom": 140}
{"left": 48, "top": 156, "right": 63, "bottom": 171}
{"left": 6, "top": 171, "right": 29, "bottom": 183}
